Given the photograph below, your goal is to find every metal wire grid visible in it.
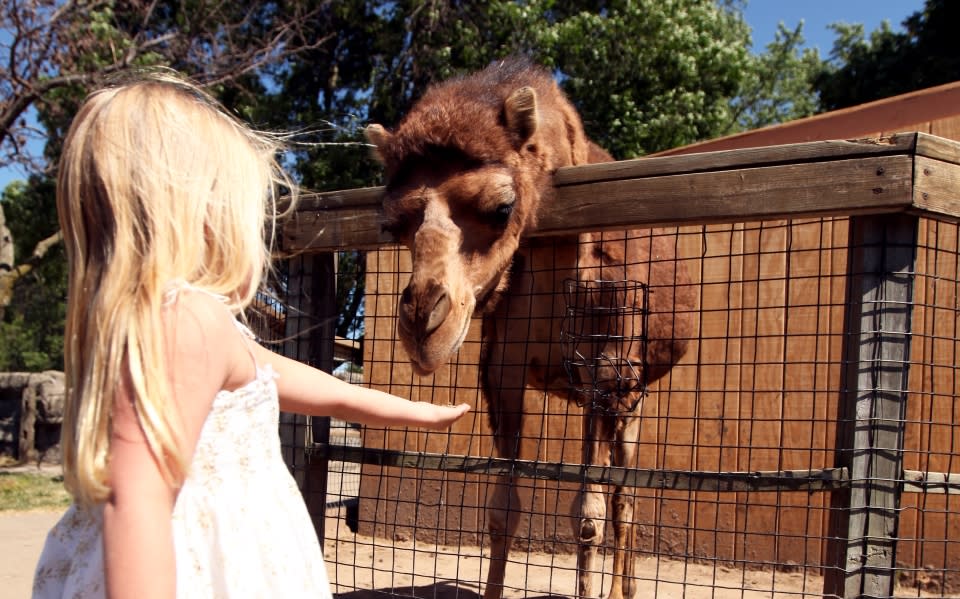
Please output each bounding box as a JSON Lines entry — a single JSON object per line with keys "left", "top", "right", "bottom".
{"left": 560, "top": 278, "right": 649, "bottom": 412}
{"left": 275, "top": 216, "right": 959, "bottom": 598}
{"left": 893, "top": 216, "right": 960, "bottom": 597}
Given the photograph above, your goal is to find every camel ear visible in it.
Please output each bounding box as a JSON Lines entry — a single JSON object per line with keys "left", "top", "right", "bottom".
{"left": 504, "top": 86, "right": 538, "bottom": 143}
{"left": 364, "top": 124, "right": 392, "bottom": 164}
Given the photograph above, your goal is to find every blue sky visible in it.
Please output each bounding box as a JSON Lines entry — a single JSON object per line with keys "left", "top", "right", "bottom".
{"left": 743, "top": 0, "right": 924, "bottom": 55}
{"left": 0, "top": 1, "right": 928, "bottom": 191}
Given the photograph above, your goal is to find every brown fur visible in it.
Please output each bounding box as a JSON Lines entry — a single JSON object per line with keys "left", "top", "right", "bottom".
{"left": 367, "top": 57, "right": 695, "bottom": 599}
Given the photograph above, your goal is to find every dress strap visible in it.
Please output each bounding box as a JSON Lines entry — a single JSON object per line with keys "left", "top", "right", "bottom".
{"left": 233, "top": 319, "right": 263, "bottom": 374}
{"left": 163, "top": 279, "right": 229, "bottom": 305}
{"left": 234, "top": 320, "right": 258, "bottom": 341}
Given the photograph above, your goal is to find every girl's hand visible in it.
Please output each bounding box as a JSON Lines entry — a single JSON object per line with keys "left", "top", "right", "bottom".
{"left": 420, "top": 402, "right": 471, "bottom": 430}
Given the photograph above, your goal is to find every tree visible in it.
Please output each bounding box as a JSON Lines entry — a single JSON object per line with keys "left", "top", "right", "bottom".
{"left": 0, "top": 0, "right": 329, "bottom": 370}
{"left": 0, "top": 0, "right": 833, "bottom": 368}
{"left": 730, "top": 21, "right": 822, "bottom": 132}
{"left": 1, "top": 0, "right": 327, "bottom": 174}
{"left": 815, "top": 0, "right": 960, "bottom": 111}
{"left": 0, "top": 178, "right": 65, "bottom": 370}
{"left": 541, "top": 0, "right": 753, "bottom": 157}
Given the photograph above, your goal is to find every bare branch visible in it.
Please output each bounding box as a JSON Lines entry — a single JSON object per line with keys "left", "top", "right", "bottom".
{"left": 0, "top": 226, "right": 61, "bottom": 317}
{"left": 1, "top": 0, "right": 333, "bottom": 173}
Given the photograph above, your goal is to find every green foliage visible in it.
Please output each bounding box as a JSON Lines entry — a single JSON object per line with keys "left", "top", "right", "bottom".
{"left": 815, "top": 0, "right": 960, "bottom": 110}
{"left": 538, "top": 0, "right": 751, "bottom": 157}
{"left": 266, "top": 0, "right": 759, "bottom": 177}
{"left": 0, "top": 179, "right": 66, "bottom": 371}
{"left": 731, "top": 22, "right": 822, "bottom": 132}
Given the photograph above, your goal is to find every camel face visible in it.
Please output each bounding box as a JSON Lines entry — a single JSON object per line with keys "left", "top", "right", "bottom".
{"left": 366, "top": 60, "right": 584, "bottom": 374}
{"left": 379, "top": 162, "right": 526, "bottom": 374}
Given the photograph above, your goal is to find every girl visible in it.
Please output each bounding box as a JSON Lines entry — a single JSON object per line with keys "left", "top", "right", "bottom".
{"left": 32, "top": 73, "right": 470, "bottom": 598}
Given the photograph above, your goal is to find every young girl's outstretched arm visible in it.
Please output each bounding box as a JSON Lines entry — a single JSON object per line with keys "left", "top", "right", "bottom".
{"left": 252, "top": 345, "right": 470, "bottom": 429}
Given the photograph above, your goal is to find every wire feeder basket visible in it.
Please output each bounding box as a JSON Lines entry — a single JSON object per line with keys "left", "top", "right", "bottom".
{"left": 560, "top": 278, "right": 650, "bottom": 414}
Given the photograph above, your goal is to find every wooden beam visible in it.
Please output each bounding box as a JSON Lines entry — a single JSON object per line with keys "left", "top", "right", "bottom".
{"left": 537, "top": 156, "right": 913, "bottom": 235}
{"left": 279, "top": 253, "right": 338, "bottom": 543}
{"left": 829, "top": 213, "right": 917, "bottom": 598}
{"left": 916, "top": 131, "right": 960, "bottom": 166}
{"left": 902, "top": 470, "right": 960, "bottom": 494}
{"left": 913, "top": 156, "right": 960, "bottom": 220}
{"left": 281, "top": 155, "right": 916, "bottom": 252}
{"left": 553, "top": 134, "right": 918, "bottom": 186}
{"left": 280, "top": 133, "right": 960, "bottom": 253}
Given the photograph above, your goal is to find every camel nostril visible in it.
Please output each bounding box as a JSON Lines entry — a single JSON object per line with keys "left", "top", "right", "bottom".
{"left": 424, "top": 290, "right": 451, "bottom": 335}
{"left": 398, "top": 286, "right": 416, "bottom": 335}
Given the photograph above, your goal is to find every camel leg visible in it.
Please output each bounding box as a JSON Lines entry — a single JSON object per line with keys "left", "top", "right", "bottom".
{"left": 577, "top": 409, "right": 612, "bottom": 599}
{"left": 608, "top": 410, "right": 642, "bottom": 599}
{"left": 483, "top": 389, "right": 524, "bottom": 599}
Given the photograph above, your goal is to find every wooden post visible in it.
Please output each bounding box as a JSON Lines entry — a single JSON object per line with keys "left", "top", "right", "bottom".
{"left": 280, "top": 253, "right": 337, "bottom": 543}
{"left": 18, "top": 382, "right": 37, "bottom": 463}
{"left": 825, "top": 213, "right": 917, "bottom": 598}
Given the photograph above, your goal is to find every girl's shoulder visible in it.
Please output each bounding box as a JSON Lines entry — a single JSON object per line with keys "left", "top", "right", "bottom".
{"left": 161, "top": 287, "right": 256, "bottom": 393}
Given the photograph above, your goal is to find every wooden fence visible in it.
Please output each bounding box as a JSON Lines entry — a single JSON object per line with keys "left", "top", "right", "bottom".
{"left": 277, "top": 132, "right": 960, "bottom": 598}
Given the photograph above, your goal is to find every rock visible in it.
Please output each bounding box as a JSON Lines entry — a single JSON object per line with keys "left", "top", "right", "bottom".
{"left": 0, "top": 371, "right": 65, "bottom": 464}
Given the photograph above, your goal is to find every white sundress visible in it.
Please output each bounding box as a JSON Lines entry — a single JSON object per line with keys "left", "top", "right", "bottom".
{"left": 32, "top": 323, "right": 332, "bottom": 598}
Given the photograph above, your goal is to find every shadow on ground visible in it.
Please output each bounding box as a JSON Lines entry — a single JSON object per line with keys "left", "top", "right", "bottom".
{"left": 336, "top": 581, "right": 570, "bottom": 599}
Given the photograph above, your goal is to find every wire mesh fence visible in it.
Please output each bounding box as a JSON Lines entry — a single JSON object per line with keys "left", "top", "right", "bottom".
{"left": 258, "top": 213, "right": 959, "bottom": 599}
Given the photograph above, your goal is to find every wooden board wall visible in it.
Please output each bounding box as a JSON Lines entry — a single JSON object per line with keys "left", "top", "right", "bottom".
{"left": 654, "top": 105, "right": 960, "bottom": 585}
{"left": 357, "top": 217, "right": 849, "bottom": 563}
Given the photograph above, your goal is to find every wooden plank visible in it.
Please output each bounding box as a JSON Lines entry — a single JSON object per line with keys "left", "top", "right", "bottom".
{"left": 313, "top": 444, "right": 850, "bottom": 492}
{"left": 554, "top": 134, "right": 918, "bottom": 186}
{"left": 283, "top": 155, "right": 915, "bottom": 251}
{"left": 835, "top": 214, "right": 917, "bottom": 598}
{"left": 914, "top": 156, "right": 960, "bottom": 220}
{"left": 282, "top": 206, "right": 389, "bottom": 252}
{"left": 284, "top": 185, "right": 383, "bottom": 212}
{"left": 539, "top": 156, "right": 914, "bottom": 235}
{"left": 916, "top": 131, "right": 960, "bottom": 166}
{"left": 652, "top": 82, "right": 960, "bottom": 157}
{"left": 279, "top": 134, "right": 960, "bottom": 253}
{"left": 902, "top": 470, "right": 960, "bottom": 495}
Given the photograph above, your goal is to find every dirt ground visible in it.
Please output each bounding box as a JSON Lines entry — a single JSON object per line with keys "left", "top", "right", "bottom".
{"left": 1, "top": 508, "right": 63, "bottom": 598}
{"left": 322, "top": 507, "right": 823, "bottom": 599}
{"left": 2, "top": 504, "right": 942, "bottom": 599}
{"left": 2, "top": 506, "right": 826, "bottom": 599}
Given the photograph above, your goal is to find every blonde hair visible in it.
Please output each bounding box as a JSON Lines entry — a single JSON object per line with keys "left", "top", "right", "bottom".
{"left": 57, "top": 72, "right": 293, "bottom": 506}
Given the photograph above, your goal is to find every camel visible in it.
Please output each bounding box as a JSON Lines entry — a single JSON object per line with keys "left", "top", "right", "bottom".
{"left": 365, "top": 57, "right": 694, "bottom": 599}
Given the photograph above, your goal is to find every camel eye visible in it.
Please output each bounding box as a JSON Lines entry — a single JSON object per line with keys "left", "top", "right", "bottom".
{"left": 382, "top": 217, "right": 413, "bottom": 240}
{"left": 492, "top": 202, "right": 514, "bottom": 225}
{"left": 382, "top": 219, "right": 400, "bottom": 237}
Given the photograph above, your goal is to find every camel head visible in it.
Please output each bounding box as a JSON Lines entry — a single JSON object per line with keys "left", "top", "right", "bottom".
{"left": 366, "top": 59, "right": 593, "bottom": 375}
